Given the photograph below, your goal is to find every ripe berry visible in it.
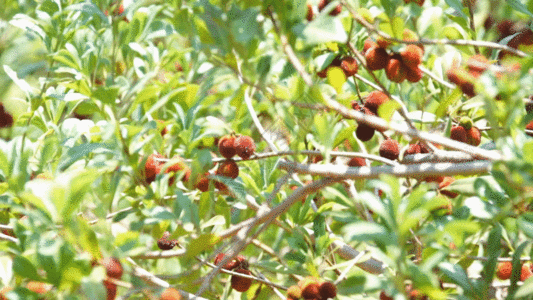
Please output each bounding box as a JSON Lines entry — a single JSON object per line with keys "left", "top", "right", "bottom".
{"left": 0, "top": 103, "right": 13, "bottom": 128}
{"left": 405, "top": 66, "right": 423, "bottom": 83}
{"left": 409, "top": 289, "right": 428, "bottom": 300}
{"left": 385, "top": 54, "right": 407, "bottom": 83}
{"left": 497, "top": 19, "right": 515, "bottom": 38}
{"left": 340, "top": 56, "right": 359, "bottom": 77}
{"left": 364, "top": 91, "right": 390, "bottom": 115}
{"left": 405, "top": 143, "right": 422, "bottom": 156}
{"left": 103, "top": 279, "right": 117, "bottom": 300}
{"left": 103, "top": 257, "right": 123, "bottom": 279}
{"left": 235, "top": 135, "right": 256, "bottom": 160}
{"left": 376, "top": 37, "right": 391, "bottom": 49}
{"left": 157, "top": 231, "right": 176, "bottom": 250}
{"left": 446, "top": 67, "right": 476, "bottom": 97}
{"left": 231, "top": 269, "right": 253, "bottom": 292}
{"left": 496, "top": 261, "right": 512, "bottom": 280}
{"left": 145, "top": 153, "right": 165, "bottom": 184}
{"left": 319, "top": 281, "right": 337, "bottom": 299}
{"left": 287, "top": 285, "right": 302, "bottom": 299}
{"left": 521, "top": 263, "right": 533, "bottom": 281}
{"left": 216, "top": 159, "right": 239, "bottom": 179}
{"left": 195, "top": 173, "right": 210, "bottom": 192}
{"left": 165, "top": 157, "right": 191, "bottom": 185}
{"left": 439, "top": 177, "right": 458, "bottom": 198}
{"left": 365, "top": 47, "right": 390, "bottom": 71}
{"left": 466, "top": 127, "right": 481, "bottom": 146}
{"left": 450, "top": 125, "right": 468, "bottom": 143}
{"left": 218, "top": 135, "right": 237, "bottom": 159}
{"left": 318, "top": 0, "right": 342, "bottom": 16}
{"left": 356, "top": 123, "right": 375, "bottom": 142}
{"left": 363, "top": 38, "right": 378, "bottom": 54}
{"left": 306, "top": 4, "right": 314, "bottom": 21}
{"left": 301, "top": 282, "right": 321, "bottom": 299}
{"left": 347, "top": 157, "right": 366, "bottom": 167}
{"left": 401, "top": 45, "right": 423, "bottom": 68}
{"left": 160, "top": 287, "right": 182, "bottom": 300}
{"left": 379, "top": 139, "right": 400, "bottom": 161}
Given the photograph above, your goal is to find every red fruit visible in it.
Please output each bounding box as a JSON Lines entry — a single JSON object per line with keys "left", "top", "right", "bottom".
{"left": 401, "top": 45, "right": 423, "bottom": 68}
{"left": 497, "top": 19, "right": 515, "bottom": 38}
{"left": 26, "top": 281, "right": 51, "bottom": 294}
{"left": 145, "top": 153, "right": 165, "bottom": 184}
{"left": 306, "top": 4, "right": 314, "bottom": 21}
{"left": 385, "top": 54, "right": 407, "bottom": 83}
{"left": 379, "top": 139, "right": 400, "bottom": 160}
{"left": 409, "top": 289, "right": 428, "bottom": 300}
{"left": 317, "top": 68, "right": 329, "bottom": 78}
{"left": 0, "top": 103, "right": 13, "bottom": 128}
{"left": 319, "top": 281, "right": 337, "bottom": 299}
{"left": 216, "top": 159, "right": 239, "bottom": 179}
{"left": 466, "top": 54, "right": 490, "bottom": 75}
{"left": 450, "top": 125, "right": 468, "bottom": 143}
{"left": 231, "top": 269, "right": 253, "bottom": 292}
{"left": 376, "top": 37, "right": 391, "bottom": 49}
{"left": 496, "top": 261, "right": 513, "bottom": 280}
{"left": 405, "top": 66, "right": 423, "bottom": 83}
{"left": 446, "top": 67, "right": 476, "bottom": 97}
{"left": 380, "top": 291, "right": 394, "bottom": 300}
{"left": 340, "top": 57, "right": 359, "bottom": 77}
{"left": 103, "top": 279, "right": 117, "bottom": 300}
{"left": 363, "top": 38, "right": 378, "bottom": 54}
{"left": 165, "top": 157, "right": 191, "bottom": 185}
{"left": 160, "top": 287, "right": 182, "bottom": 300}
{"left": 301, "top": 282, "right": 320, "bottom": 299}
{"left": 439, "top": 176, "right": 458, "bottom": 198}
{"left": 195, "top": 173, "right": 210, "bottom": 192}
{"left": 405, "top": 143, "right": 422, "bottom": 156}
{"left": 347, "top": 157, "right": 366, "bottom": 167}
{"left": 364, "top": 91, "right": 390, "bottom": 115}
{"left": 235, "top": 135, "right": 256, "bottom": 160}
{"left": 521, "top": 263, "right": 533, "bottom": 281}
{"left": 356, "top": 123, "right": 375, "bottom": 142}
{"left": 103, "top": 257, "right": 123, "bottom": 279}
{"left": 318, "top": 0, "right": 342, "bottom": 16}
{"left": 466, "top": 126, "right": 481, "bottom": 146}
{"left": 157, "top": 231, "right": 175, "bottom": 250}
{"left": 365, "top": 47, "right": 390, "bottom": 71}
{"left": 218, "top": 135, "right": 237, "bottom": 159}
{"left": 526, "top": 121, "right": 533, "bottom": 136}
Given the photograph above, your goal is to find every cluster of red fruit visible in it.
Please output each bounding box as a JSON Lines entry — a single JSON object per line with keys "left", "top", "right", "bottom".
{"left": 144, "top": 153, "right": 190, "bottom": 186}
{"left": 157, "top": 231, "right": 178, "bottom": 250}
{"left": 363, "top": 36, "right": 424, "bottom": 83}
{"left": 286, "top": 276, "right": 337, "bottom": 300}
{"left": 101, "top": 257, "right": 123, "bottom": 300}
{"left": 214, "top": 253, "right": 253, "bottom": 292}
{"left": 449, "top": 117, "right": 481, "bottom": 146}
{"left": 0, "top": 103, "right": 13, "bottom": 128}
{"left": 446, "top": 55, "right": 491, "bottom": 97}
{"left": 490, "top": 19, "right": 533, "bottom": 58}
{"left": 496, "top": 261, "right": 533, "bottom": 281}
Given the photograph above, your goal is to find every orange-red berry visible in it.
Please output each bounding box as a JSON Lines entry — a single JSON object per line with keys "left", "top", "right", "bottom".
{"left": 157, "top": 231, "right": 176, "bottom": 250}
{"left": 145, "top": 153, "right": 165, "bottom": 184}
{"left": 235, "top": 135, "right": 256, "bottom": 160}
{"left": 466, "top": 126, "right": 481, "bottom": 146}
{"left": 216, "top": 159, "right": 239, "bottom": 179}
{"left": 385, "top": 54, "right": 407, "bottom": 83}
{"left": 103, "top": 257, "right": 123, "bottom": 279}
{"left": 195, "top": 173, "right": 210, "bottom": 192}
{"left": 160, "top": 287, "right": 182, "bottom": 300}
{"left": 450, "top": 125, "right": 468, "bottom": 143}
{"left": 379, "top": 139, "right": 400, "bottom": 161}
{"left": 318, "top": 0, "right": 342, "bottom": 16}
{"left": 218, "top": 135, "right": 237, "bottom": 159}
{"left": 363, "top": 38, "right": 378, "bottom": 54}
{"left": 319, "top": 281, "right": 337, "bottom": 299}
{"left": 365, "top": 47, "right": 390, "bottom": 71}
{"left": 306, "top": 4, "right": 314, "bottom": 21}
{"left": 364, "top": 91, "right": 390, "bottom": 115}
{"left": 401, "top": 45, "right": 423, "bottom": 68}
{"left": 0, "top": 103, "right": 13, "bottom": 128}
{"left": 496, "top": 261, "right": 513, "bottom": 280}
{"left": 340, "top": 56, "right": 359, "bottom": 77}
{"left": 405, "top": 66, "right": 423, "bottom": 83}
{"left": 347, "top": 157, "right": 366, "bottom": 167}
{"left": 521, "top": 263, "right": 533, "bottom": 281}
{"left": 439, "top": 176, "right": 458, "bottom": 198}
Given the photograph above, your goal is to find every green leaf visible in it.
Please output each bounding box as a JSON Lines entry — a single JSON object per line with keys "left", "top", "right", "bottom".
{"left": 326, "top": 67, "right": 346, "bottom": 94}
{"left": 185, "top": 234, "right": 220, "bottom": 259}
{"left": 517, "top": 213, "right": 533, "bottom": 239}
{"left": 92, "top": 86, "right": 119, "bottom": 105}
{"left": 62, "top": 171, "right": 100, "bottom": 219}
{"left": 3, "top": 65, "right": 36, "bottom": 99}
{"left": 381, "top": 0, "right": 398, "bottom": 18}
{"left": 438, "top": 262, "right": 472, "bottom": 292}
{"left": 506, "top": 0, "right": 533, "bottom": 18}
{"left": 435, "top": 88, "right": 462, "bottom": 120}
{"left": 58, "top": 143, "right": 114, "bottom": 172}
{"left": 378, "top": 100, "right": 401, "bottom": 122}
{"left": 391, "top": 16, "right": 405, "bottom": 39}
{"left": 344, "top": 222, "right": 397, "bottom": 246}
{"left": 302, "top": 13, "right": 347, "bottom": 45}
{"left": 53, "top": 49, "right": 80, "bottom": 70}
{"left": 444, "top": 0, "right": 467, "bottom": 19}
{"left": 13, "top": 256, "right": 41, "bottom": 281}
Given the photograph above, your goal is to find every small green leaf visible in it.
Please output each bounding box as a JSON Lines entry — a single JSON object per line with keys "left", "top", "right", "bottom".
{"left": 185, "top": 234, "right": 220, "bottom": 259}
{"left": 378, "top": 100, "right": 401, "bottom": 122}
{"left": 326, "top": 67, "right": 346, "bottom": 94}
{"left": 506, "top": 0, "right": 533, "bottom": 18}
{"left": 13, "top": 256, "right": 41, "bottom": 281}
{"left": 517, "top": 213, "right": 533, "bottom": 239}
